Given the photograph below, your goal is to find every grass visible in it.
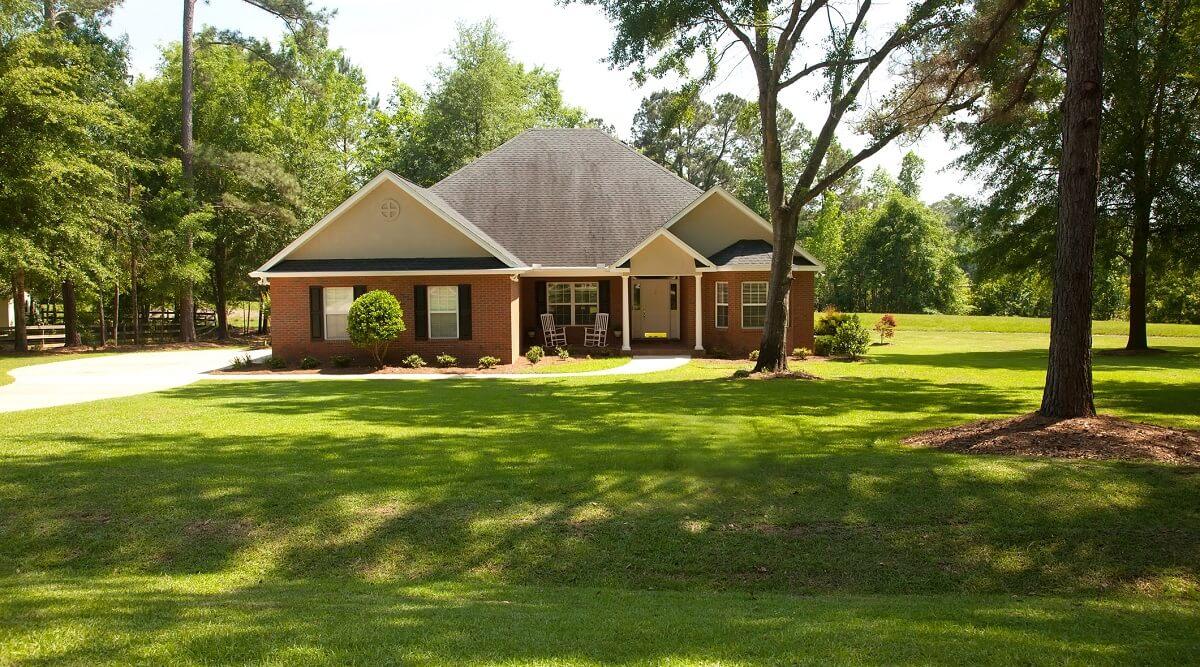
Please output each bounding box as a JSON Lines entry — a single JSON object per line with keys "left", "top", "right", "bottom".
{"left": 518, "top": 355, "right": 630, "bottom": 374}
{"left": 1, "top": 329, "right": 1198, "bottom": 663}
{"left": 848, "top": 312, "right": 1200, "bottom": 337}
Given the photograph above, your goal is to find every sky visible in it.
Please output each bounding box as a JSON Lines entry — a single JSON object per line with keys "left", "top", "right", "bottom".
{"left": 104, "top": 0, "right": 977, "bottom": 202}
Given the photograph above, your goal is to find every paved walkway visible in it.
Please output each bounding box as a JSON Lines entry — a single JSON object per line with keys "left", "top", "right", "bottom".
{"left": 0, "top": 351, "right": 690, "bottom": 413}
{"left": 209, "top": 355, "right": 691, "bottom": 381}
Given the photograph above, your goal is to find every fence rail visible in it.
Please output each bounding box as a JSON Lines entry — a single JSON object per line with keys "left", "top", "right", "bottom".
{"left": 1, "top": 310, "right": 220, "bottom": 348}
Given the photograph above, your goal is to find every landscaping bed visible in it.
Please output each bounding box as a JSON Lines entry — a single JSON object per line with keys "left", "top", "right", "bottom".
{"left": 905, "top": 413, "right": 1200, "bottom": 465}
{"left": 212, "top": 352, "right": 630, "bottom": 375}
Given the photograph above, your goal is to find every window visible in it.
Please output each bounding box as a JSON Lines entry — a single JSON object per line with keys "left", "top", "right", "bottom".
{"left": 428, "top": 285, "right": 459, "bottom": 339}
{"left": 547, "top": 282, "right": 599, "bottom": 326}
{"left": 715, "top": 282, "right": 728, "bottom": 328}
{"left": 323, "top": 287, "right": 354, "bottom": 340}
{"left": 742, "top": 281, "right": 768, "bottom": 328}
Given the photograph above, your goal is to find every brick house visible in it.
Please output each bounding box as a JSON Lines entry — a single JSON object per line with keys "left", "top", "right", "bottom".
{"left": 253, "top": 129, "right": 822, "bottom": 364}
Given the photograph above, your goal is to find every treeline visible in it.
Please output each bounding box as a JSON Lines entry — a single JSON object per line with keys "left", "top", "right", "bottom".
{"left": 0, "top": 4, "right": 597, "bottom": 349}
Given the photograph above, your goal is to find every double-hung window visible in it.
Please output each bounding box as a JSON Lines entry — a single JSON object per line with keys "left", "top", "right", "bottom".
{"left": 547, "top": 282, "right": 599, "bottom": 326}
{"left": 715, "top": 282, "right": 729, "bottom": 328}
{"left": 323, "top": 287, "right": 354, "bottom": 340}
{"left": 428, "top": 285, "right": 459, "bottom": 339}
{"left": 741, "top": 281, "right": 768, "bottom": 329}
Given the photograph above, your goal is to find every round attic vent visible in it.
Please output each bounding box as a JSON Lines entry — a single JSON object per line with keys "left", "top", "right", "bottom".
{"left": 380, "top": 198, "right": 400, "bottom": 220}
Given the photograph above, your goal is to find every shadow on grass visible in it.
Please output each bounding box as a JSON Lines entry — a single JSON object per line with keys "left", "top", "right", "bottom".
{"left": 1, "top": 577, "right": 1197, "bottom": 664}
{"left": 2, "top": 371, "right": 1197, "bottom": 598}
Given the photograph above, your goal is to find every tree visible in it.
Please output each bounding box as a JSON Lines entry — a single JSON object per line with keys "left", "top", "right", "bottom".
{"left": 1040, "top": 0, "right": 1104, "bottom": 418}
{"left": 348, "top": 289, "right": 405, "bottom": 367}
{"left": 177, "top": 0, "right": 325, "bottom": 341}
{"left": 898, "top": 151, "right": 925, "bottom": 199}
{"left": 575, "top": 0, "right": 1025, "bottom": 372}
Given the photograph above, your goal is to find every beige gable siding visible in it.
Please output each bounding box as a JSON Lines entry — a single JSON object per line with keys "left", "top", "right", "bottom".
{"left": 289, "top": 181, "right": 492, "bottom": 260}
{"left": 629, "top": 235, "right": 699, "bottom": 275}
{"left": 670, "top": 194, "right": 771, "bottom": 257}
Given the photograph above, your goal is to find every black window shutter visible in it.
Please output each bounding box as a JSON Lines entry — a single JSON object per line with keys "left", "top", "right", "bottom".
{"left": 414, "top": 285, "right": 428, "bottom": 340}
{"left": 458, "top": 284, "right": 472, "bottom": 340}
{"left": 309, "top": 286, "right": 324, "bottom": 340}
{"left": 353, "top": 284, "right": 367, "bottom": 300}
{"left": 598, "top": 280, "right": 611, "bottom": 318}
{"left": 535, "top": 280, "right": 547, "bottom": 315}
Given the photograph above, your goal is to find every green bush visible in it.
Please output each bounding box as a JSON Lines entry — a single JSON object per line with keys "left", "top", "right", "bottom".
{"left": 330, "top": 354, "right": 352, "bottom": 368}
{"left": 402, "top": 354, "right": 426, "bottom": 369}
{"left": 435, "top": 353, "right": 458, "bottom": 368}
{"left": 266, "top": 356, "right": 287, "bottom": 370}
{"left": 732, "top": 369, "right": 751, "bottom": 379}
{"left": 791, "top": 347, "right": 811, "bottom": 360}
{"left": 831, "top": 315, "right": 871, "bottom": 360}
{"left": 347, "top": 290, "right": 405, "bottom": 368}
{"left": 525, "top": 345, "right": 544, "bottom": 364}
{"left": 748, "top": 349, "right": 759, "bottom": 361}
{"left": 477, "top": 355, "right": 501, "bottom": 369}
{"left": 231, "top": 353, "right": 253, "bottom": 370}
{"left": 555, "top": 346, "right": 570, "bottom": 360}
{"left": 815, "top": 306, "right": 849, "bottom": 336}
{"left": 813, "top": 336, "right": 834, "bottom": 356}
{"left": 299, "top": 355, "right": 320, "bottom": 370}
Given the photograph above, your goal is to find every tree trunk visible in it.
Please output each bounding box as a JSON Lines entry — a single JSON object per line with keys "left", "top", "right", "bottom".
{"left": 213, "top": 238, "right": 228, "bottom": 341}
{"left": 1125, "top": 196, "right": 1150, "bottom": 350}
{"left": 753, "top": 65, "right": 793, "bottom": 373}
{"left": 11, "top": 270, "right": 27, "bottom": 352}
{"left": 258, "top": 287, "right": 266, "bottom": 334}
{"left": 1040, "top": 0, "right": 1103, "bottom": 419}
{"left": 130, "top": 249, "right": 142, "bottom": 346}
{"left": 113, "top": 281, "right": 121, "bottom": 347}
{"left": 98, "top": 289, "right": 107, "bottom": 346}
{"left": 178, "top": 0, "right": 198, "bottom": 343}
{"left": 62, "top": 279, "right": 81, "bottom": 347}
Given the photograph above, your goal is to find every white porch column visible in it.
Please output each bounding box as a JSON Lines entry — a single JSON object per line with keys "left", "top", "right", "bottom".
{"left": 621, "top": 274, "right": 632, "bottom": 351}
{"left": 693, "top": 273, "right": 704, "bottom": 351}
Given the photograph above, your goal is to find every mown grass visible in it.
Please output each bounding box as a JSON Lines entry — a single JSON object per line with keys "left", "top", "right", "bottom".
{"left": 1, "top": 329, "right": 1197, "bottom": 663}
{"left": 517, "top": 355, "right": 630, "bottom": 374}
{"left": 847, "top": 312, "right": 1200, "bottom": 337}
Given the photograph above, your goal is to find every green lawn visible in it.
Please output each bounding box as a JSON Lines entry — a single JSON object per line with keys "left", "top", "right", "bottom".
{"left": 849, "top": 312, "right": 1200, "bottom": 337}
{"left": 1, "top": 329, "right": 1197, "bottom": 663}
{"left": 518, "top": 355, "right": 631, "bottom": 374}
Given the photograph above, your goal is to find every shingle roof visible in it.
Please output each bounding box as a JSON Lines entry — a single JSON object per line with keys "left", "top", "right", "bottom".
{"left": 430, "top": 128, "right": 704, "bottom": 266}
{"left": 266, "top": 257, "right": 508, "bottom": 273}
{"left": 708, "top": 239, "right": 817, "bottom": 267}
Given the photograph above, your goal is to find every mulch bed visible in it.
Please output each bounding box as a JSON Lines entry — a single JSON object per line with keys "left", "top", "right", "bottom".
{"left": 904, "top": 413, "right": 1200, "bottom": 465}
{"left": 212, "top": 353, "right": 621, "bottom": 376}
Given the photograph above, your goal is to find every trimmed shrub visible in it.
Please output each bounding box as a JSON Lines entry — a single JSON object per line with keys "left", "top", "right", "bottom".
{"left": 791, "top": 347, "right": 811, "bottom": 360}
{"left": 330, "top": 354, "right": 352, "bottom": 368}
{"left": 831, "top": 315, "right": 871, "bottom": 360}
{"left": 299, "top": 355, "right": 320, "bottom": 370}
{"left": 435, "top": 353, "right": 458, "bottom": 368}
{"left": 813, "top": 336, "right": 834, "bottom": 357}
{"left": 266, "top": 356, "right": 287, "bottom": 370}
{"left": 477, "top": 355, "right": 501, "bottom": 369}
{"left": 525, "top": 345, "right": 544, "bottom": 364}
{"left": 402, "top": 354, "right": 426, "bottom": 369}
{"left": 732, "top": 369, "right": 751, "bottom": 379}
{"left": 348, "top": 290, "right": 405, "bottom": 368}
{"left": 815, "top": 305, "right": 849, "bottom": 336}
{"left": 555, "top": 346, "right": 570, "bottom": 360}
{"left": 748, "top": 349, "right": 759, "bottom": 361}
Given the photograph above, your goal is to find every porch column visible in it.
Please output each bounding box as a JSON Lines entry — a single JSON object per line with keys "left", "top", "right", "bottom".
{"left": 693, "top": 273, "right": 704, "bottom": 351}
{"left": 621, "top": 274, "right": 631, "bottom": 351}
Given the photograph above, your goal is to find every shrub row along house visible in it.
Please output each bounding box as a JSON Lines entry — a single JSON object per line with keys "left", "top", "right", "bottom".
{"left": 253, "top": 129, "right": 822, "bottom": 364}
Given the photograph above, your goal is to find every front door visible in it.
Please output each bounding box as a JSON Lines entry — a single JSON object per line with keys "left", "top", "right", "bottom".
{"left": 631, "top": 278, "right": 679, "bottom": 339}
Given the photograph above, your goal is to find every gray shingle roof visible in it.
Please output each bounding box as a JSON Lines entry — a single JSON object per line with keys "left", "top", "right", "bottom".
{"left": 429, "top": 128, "right": 704, "bottom": 266}
{"left": 266, "top": 257, "right": 508, "bottom": 273}
{"left": 708, "top": 239, "right": 816, "bottom": 267}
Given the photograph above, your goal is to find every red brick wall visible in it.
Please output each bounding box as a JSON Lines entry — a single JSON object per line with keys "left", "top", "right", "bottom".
{"left": 270, "top": 275, "right": 519, "bottom": 365}
{"left": 519, "top": 276, "right": 624, "bottom": 349}
{"left": 699, "top": 270, "right": 815, "bottom": 357}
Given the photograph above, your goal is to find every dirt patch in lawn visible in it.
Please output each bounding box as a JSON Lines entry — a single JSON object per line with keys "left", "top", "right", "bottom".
{"left": 904, "top": 413, "right": 1200, "bottom": 465}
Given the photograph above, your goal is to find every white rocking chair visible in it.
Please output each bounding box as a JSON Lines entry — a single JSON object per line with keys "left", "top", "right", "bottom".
{"left": 540, "top": 312, "right": 567, "bottom": 348}
{"left": 584, "top": 312, "right": 609, "bottom": 347}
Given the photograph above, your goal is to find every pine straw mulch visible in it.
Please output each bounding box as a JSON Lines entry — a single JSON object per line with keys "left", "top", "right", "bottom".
{"left": 904, "top": 413, "right": 1200, "bottom": 466}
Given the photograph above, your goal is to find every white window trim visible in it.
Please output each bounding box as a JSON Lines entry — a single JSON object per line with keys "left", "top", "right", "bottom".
{"left": 741, "top": 281, "right": 768, "bottom": 330}
{"left": 546, "top": 281, "right": 600, "bottom": 326}
{"left": 714, "top": 281, "right": 729, "bottom": 329}
{"left": 323, "top": 286, "right": 354, "bottom": 341}
{"left": 428, "top": 285, "right": 459, "bottom": 340}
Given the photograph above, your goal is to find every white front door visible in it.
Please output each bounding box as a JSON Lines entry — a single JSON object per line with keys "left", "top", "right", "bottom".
{"left": 631, "top": 278, "right": 680, "bottom": 339}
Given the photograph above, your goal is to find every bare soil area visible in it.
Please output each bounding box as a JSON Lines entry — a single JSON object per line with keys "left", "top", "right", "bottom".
{"left": 904, "top": 413, "right": 1200, "bottom": 465}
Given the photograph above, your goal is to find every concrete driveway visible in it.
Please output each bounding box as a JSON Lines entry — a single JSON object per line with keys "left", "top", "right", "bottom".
{"left": 0, "top": 348, "right": 267, "bottom": 413}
